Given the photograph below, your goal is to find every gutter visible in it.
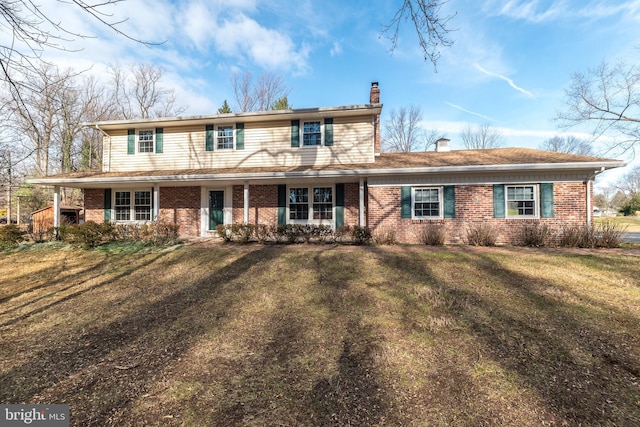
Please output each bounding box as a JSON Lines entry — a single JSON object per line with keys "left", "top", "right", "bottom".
{"left": 585, "top": 166, "right": 606, "bottom": 226}
{"left": 27, "top": 160, "right": 627, "bottom": 187}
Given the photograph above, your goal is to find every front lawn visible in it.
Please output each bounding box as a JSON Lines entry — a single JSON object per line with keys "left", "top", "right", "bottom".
{"left": 1, "top": 243, "right": 639, "bottom": 426}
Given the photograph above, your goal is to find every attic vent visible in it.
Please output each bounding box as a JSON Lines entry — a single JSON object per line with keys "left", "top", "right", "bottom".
{"left": 435, "top": 138, "right": 450, "bottom": 152}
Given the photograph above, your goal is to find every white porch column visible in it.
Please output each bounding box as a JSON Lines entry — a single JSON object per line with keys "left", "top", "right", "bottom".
{"left": 359, "top": 178, "right": 366, "bottom": 227}
{"left": 53, "top": 186, "right": 61, "bottom": 228}
{"left": 243, "top": 182, "right": 250, "bottom": 224}
{"left": 153, "top": 183, "right": 160, "bottom": 221}
{"left": 586, "top": 178, "right": 592, "bottom": 227}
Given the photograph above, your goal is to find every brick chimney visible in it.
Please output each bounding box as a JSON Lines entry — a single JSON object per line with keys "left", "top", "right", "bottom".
{"left": 371, "top": 82, "right": 381, "bottom": 155}
{"left": 370, "top": 82, "right": 380, "bottom": 104}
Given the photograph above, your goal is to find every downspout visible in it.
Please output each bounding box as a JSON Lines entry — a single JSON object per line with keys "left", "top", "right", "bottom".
{"left": 94, "top": 125, "right": 111, "bottom": 172}
{"left": 585, "top": 166, "right": 605, "bottom": 227}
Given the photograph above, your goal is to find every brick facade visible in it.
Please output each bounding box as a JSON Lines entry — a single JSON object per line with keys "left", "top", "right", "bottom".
{"left": 158, "top": 186, "right": 201, "bottom": 237}
{"left": 82, "top": 181, "right": 591, "bottom": 244}
{"left": 368, "top": 182, "right": 589, "bottom": 245}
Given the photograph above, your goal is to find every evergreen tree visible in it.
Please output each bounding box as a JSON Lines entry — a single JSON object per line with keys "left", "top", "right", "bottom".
{"left": 218, "top": 100, "right": 232, "bottom": 114}
{"left": 272, "top": 96, "right": 291, "bottom": 110}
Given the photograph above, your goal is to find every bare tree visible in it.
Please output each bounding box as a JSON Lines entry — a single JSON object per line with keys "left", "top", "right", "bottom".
{"left": 556, "top": 58, "right": 640, "bottom": 155}
{"left": 0, "top": 1, "right": 159, "bottom": 108}
{"left": 232, "top": 72, "right": 290, "bottom": 112}
{"left": 108, "top": 63, "right": 186, "bottom": 119}
{"left": 539, "top": 135, "right": 594, "bottom": 156}
{"left": 616, "top": 164, "right": 640, "bottom": 199}
{"left": 459, "top": 123, "right": 504, "bottom": 149}
{"left": 383, "top": 105, "right": 428, "bottom": 153}
{"left": 382, "top": 0, "right": 456, "bottom": 69}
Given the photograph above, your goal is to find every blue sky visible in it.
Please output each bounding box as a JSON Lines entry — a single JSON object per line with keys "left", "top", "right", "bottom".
{"left": 27, "top": 0, "right": 640, "bottom": 186}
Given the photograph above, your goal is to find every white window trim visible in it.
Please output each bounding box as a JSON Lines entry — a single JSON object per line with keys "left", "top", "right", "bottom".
{"left": 112, "top": 189, "right": 153, "bottom": 223}
{"left": 137, "top": 129, "right": 155, "bottom": 154}
{"left": 215, "top": 124, "right": 236, "bottom": 150}
{"left": 301, "top": 120, "right": 324, "bottom": 147}
{"left": 412, "top": 186, "right": 443, "bottom": 219}
{"left": 287, "top": 184, "right": 335, "bottom": 225}
{"left": 505, "top": 184, "right": 539, "bottom": 219}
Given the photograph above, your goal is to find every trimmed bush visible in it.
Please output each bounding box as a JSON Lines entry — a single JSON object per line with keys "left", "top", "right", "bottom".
{"left": 351, "top": 226, "right": 372, "bottom": 245}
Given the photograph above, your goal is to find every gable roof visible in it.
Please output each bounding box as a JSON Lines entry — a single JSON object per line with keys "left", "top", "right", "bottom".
{"left": 27, "top": 148, "right": 625, "bottom": 188}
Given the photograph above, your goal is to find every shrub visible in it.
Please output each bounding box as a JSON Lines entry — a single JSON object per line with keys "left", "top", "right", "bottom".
{"left": 351, "top": 226, "right": 372, "bottom": 245}
{"left": 373, "top": 227, "right": 397, "bottom": 245}
{"left": 62, "top": 221, "right": 115, "bottom": 248}
{"left": 231, "top": 223, "right": 254, "bottom": 243}
{"left": 466, "top": 223, "right": 498, "bottom": 246}
{"left": 147, "top": 221, "right": 180, "bottom": 246}
{"left": 216, "top": 224, "right": 232, "bottom": 242}
{"left": 520, "top": 222, "right": 553, "bottom": 247}
{"left": 0, "top": 224, "right": 26, "bottom": 249}
{"left": 254, "top": 224, "right": 269, "bottom": 244}
{"left": 416, "top": 223, "right": 446, "bottom": 246}
{"left": 595, "top": 220, "right": 627, "bottom": 248}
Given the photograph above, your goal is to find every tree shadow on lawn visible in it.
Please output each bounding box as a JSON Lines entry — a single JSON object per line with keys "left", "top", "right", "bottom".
{"left": 378, "top": 248, "right": 640, "bottom": 426}
{"left": 0, "top": 247, "right": 281, "bottom": 426}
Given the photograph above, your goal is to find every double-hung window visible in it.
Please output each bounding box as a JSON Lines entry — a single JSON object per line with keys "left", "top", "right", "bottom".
{"left": 114, "top": 190, "right": 152, "bottom": 222}
{"left": 302, "top": 121, "right": 322, "bottom": 146}
{"left": 506, "top": 185, "right": 537, "bottom": 218}
{"left": 413, "top": 187, "right": 442, "bottom": 218}
{"left": 217, "top": 126, "right": 234, "bottom": 149}
{"left": 138, "top": 130, "right": 154, "bottom": 153}
{"left": 289, "top": 186, "right": 334, "bottom": 221}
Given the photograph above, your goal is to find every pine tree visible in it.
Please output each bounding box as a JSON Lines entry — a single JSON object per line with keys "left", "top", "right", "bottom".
{"left": 218, "top": 100, "right": 232, "bottom": 114}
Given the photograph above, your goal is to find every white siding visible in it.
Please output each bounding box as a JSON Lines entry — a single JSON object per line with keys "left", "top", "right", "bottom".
{"left": 105, "top": 116, "right": 375, "bottom": 172}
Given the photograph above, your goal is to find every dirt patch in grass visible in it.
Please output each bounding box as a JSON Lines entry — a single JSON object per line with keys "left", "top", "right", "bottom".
{"left": 1, "top": 243, "right": 639, "bottom": 426}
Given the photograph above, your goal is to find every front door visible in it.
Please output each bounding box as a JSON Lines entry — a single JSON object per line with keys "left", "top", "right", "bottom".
{"left": 209, "top": 191, "right": 224, "bottom": 229}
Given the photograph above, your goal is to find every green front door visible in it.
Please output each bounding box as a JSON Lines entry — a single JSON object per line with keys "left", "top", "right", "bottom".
{"left": 209, "top": 191, "right": 224, "bottom": 229}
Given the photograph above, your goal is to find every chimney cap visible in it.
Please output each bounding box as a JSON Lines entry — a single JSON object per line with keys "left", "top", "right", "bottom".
{"left": 371, "top": 81, "right": 379, "bottom": 87}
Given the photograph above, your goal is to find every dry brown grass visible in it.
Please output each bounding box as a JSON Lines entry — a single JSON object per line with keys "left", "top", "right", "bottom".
{"left": 1, "top": 243, "right": 639, "bottom": 426}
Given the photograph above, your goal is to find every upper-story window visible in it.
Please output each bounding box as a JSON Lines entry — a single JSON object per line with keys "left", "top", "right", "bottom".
{"left": 303, "top": 121, "right": 322, "bottom": 146}
{"left": 506, "top": 185, "right": 537, "bottom": 218}
{"left": 217, "top": 126, "right": 234, "bottom": 150}
{"left": 138, "top": 130, "right": 154, "bottom": 153}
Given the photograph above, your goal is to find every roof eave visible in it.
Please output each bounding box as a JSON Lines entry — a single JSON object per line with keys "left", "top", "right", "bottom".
{"left": 26, "top": 160, "right": 626, "bottom": 187}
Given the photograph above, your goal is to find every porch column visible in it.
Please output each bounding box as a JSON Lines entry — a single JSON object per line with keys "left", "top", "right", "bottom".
{"left": 359, "top": 178, "right": 365, "bottom": 227}
{"left": 53, "top": 186, "right": 61, "bottom": 228}
{"left": 153, "top": 183, "right": 160, "bottom": 220}
{"left": 586, "top": 178, "right": 592, "bottom": 227}
{"left": 243, "top": 182, "right": 249, "bottom": 224}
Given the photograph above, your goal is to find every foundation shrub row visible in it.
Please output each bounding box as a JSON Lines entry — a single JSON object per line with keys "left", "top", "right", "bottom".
{"left": 216, "top": 224, "right": 372, "bottom": 245}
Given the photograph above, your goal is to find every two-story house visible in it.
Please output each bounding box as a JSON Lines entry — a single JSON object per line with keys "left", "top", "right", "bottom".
{"left": 30, "top": 83, "right": 626, "bottom": 244}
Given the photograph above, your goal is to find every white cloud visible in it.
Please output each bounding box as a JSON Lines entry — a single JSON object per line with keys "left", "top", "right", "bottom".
{"left": 474, "top": 64, "right": 535, "bottom": 98}
{"left": 330, "top": 42, "right": 342, "bottom": 57}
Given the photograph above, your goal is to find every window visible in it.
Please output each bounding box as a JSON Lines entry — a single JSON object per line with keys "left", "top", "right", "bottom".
{"left": 289, "top": 186, "right": 334, "bottom": 221}
{"left": 413, "top": 187, "right": 442, "bottom": 218}
{"left": 302, "top": 121, "right": 322, "bottom": 146}
{"left": 113, "top": 190, "right": 152, "bottom": 222}
{"left": 217, "top": 126, "right": 234, "bottom": 149}
{"left": 289, "top": 188, "right": 309, "bottom": 220}
{"left": 506, "top": 185, "right": 537, "bottom": 217}
{"left": 313, "top": 187, "right": 333, "bottom": 219}
{"left": 138, "top": 130, "right": 154, "bottom": 153}
{"left": 115, "top": 191, "right": 131, "bottom": 221}
{"left": 134, "top": 191, "right": 152, "bottom": 220}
